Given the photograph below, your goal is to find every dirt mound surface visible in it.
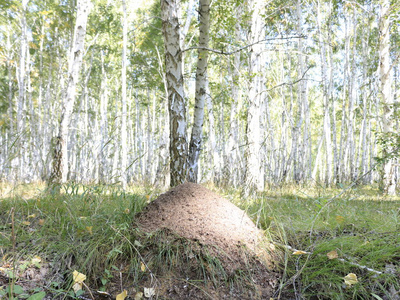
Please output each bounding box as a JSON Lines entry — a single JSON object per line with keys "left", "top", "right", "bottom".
{"left": 137, "top": 182, "right": 270, "bottom": 262}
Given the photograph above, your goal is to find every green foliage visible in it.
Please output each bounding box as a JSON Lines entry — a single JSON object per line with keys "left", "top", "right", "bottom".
{"left": 220, "top": 183, "right": 400, "bottom": 299}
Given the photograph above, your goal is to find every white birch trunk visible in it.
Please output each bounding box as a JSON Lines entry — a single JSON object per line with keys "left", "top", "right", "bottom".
{"left": 188, "top": 0, "right": 210, "bottom": 183}
{"left": 161, "top": 0, "right": 188, "bottom": 187}
{"left": 121, "top": 0, "right": 128, "bottom": 188}
{"left": 99, "top": 51, "right": 109, "bottom": 183}
{"left": 16, "top": 0, "right": 28, "bottom": 181}
{"left": 245, "top": 0, "right": 265, "bottom": 192}
{"left": 316, "top": 0, "right": 333, "bottom": 185}
{"left": 50, "top": 0, "right": 90, "bottom": 185}
{"left": 378, "top": 0, "right": 396, "bottom": 195}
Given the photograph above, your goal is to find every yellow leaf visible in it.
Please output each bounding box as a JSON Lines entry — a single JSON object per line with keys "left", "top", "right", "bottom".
{"left": 27, "top": 214, "right": 36, "bottom": 218}
{"left": 140, "top": 262, "right": 146, "bottom": 272}
{"left": 145, "top": 195, "right": 150, "bottom": 200}
{"left": 86, "top": 226, "right": 93, "bottom": 235}
{"left": 336, "top": 215, "right": 345, "bottom": 223}
{"left": 38, "top": 219, "right": 45, "bottom": 226}
{"left": 116, "top": 289, "right": 127, "bottom": 300}
{"left": 79, "top": 216, "right": 87, "bottom": 220}
{"left": 73, "top": 270, "right": 86, "bottom": 283}
{"left": 72, "top": 282, "right": 82, "bottom": 292}
{"left": 327, "top": 250, "right": 338, "bottom": 259}
{"left": 22, "top": 221, "right": 31, "bottom": 226}
{"left": 292, "top": 250, "right": 308, "bottom": 255}
{"left": 124, "top": 208, "right": 130, "bottom": 214}
{"left": 344, "top": 273, "right": 358, "bottom": 286}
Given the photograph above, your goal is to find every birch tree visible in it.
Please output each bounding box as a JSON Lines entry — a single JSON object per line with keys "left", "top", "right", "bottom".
{"left": 49, "top": 0, "right": 90, "bottom": 186}
{"left": 121, "top": 0, "right": 128, "bottom": 188}
{"left": 378, "top": 0, "right": 396, "bottom": 195}
{"left": 15, "top": 0, "right": 29, "bottom": 180}
{"left": 245, "top": 0, "right": 265, "bottom": 192}
{"left": 188, "top": 0, "right": 210, "bottom": 183}
{"left": 161, "top": 0, "right": 188, "bottom": 187}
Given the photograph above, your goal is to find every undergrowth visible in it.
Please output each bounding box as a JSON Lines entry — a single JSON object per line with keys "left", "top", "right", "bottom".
{"left": 0, "top": 182, "right": 399, "bottom": 299}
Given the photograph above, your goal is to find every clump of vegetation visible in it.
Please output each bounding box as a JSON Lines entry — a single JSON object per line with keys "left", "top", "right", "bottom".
{"left": 0, "top": 183, "right": 399, "bottom": 299}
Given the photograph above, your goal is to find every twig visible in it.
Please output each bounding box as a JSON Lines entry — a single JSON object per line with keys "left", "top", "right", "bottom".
{"left": 337, "top": 258, "right": 382, "bottom": 275}
{"left": 82, "top": 282, "right": 95, "bottom": 300}
{"left": 270, "top": 241, "right": 312, "bottom": 255}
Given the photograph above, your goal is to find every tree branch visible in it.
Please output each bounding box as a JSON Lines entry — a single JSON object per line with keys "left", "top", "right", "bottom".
{"left": 181, "top": 35, "right": 306, "bottom": 55}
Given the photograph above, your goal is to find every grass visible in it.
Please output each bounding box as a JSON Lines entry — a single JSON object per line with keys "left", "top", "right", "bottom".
{"left": 0, "top": 182, "right": 399, "bottom": 299}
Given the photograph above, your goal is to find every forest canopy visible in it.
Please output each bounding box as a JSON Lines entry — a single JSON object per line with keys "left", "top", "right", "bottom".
{"left": 0, "top": 0, "right": 399, "bottom": 194}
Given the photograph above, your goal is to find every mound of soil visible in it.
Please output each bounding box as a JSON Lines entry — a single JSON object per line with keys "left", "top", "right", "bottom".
{"left": 136, "top": 182, "right": 280, "bottom": 299}
{"left": 137, "top": 183, "right": 271, "bottom": 262}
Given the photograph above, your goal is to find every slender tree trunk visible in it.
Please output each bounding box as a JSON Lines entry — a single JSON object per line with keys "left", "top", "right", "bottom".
{"left": 121, "top": 0, "right": 128, "bottom": 188}
{"left": 16, "top": 0, "right": 28, "bottom": 181}
{"left": 188, "top": 0, "right": 210, "bottom": 183}
{"left": 161, "top": 0, "right": 188, "bottom": 187}
{"left": 245, "top": 0, "right": 265, "bottom": 192}
{"left": 226, "top": 8, "right": 241, "bottom": 187}
{"left": 99, "top": 51, "right": 109, "bottom": 183}
{"left": 378, "top": 0, "right": 396, "bottom": 195}
{"left": 316, "top": 0, "right": 333, "bottom": 185}
{"left": 206, "top": 94, "right": 219, "bottom": 183}
{"left": 49, "top": 0, "right": 90, "bottom": 186}
{"left": 5, "top": 22, "right": 14, "bottom": 180}
{"left": 360, "top": 31, "right": 369, "bottom": 182}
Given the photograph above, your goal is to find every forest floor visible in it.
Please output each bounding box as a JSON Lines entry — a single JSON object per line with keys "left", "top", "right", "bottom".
{"left": 0, "top": 182, "right": 399, "bottom": 299}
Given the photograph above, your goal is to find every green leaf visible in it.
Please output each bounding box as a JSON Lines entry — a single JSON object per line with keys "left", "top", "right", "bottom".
{"left": 27, "top": 292, "right": 46, "bottom": 300}
{"left": 6, "top": 285, "right": 25, "bottom": 294}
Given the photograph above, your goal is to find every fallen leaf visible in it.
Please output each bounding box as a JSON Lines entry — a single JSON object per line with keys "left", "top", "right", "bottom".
{"left": 327, "top": 250, "right": 338, "bottom": 259}
{"left": 124, "top": 208, "right": 130, "bottom": 214}
{"left": 38, "top": 219, "right": 45, "bottom": 226}
{"left": 145, "top": 195, "right": 150, "bottom": 200}
{"left": 116, "top": 290, "right": 127, "bottom": 300}
{"left": 336, "top": 215, "right": 345, "bottom": 223}
{"left": 144, "top": 287, "right": 155, "bottom": 298}
{"left": 344, "top": 273, "right": 358, "bottom": 286}
{"left": 72, "top": 283, "right": 82, "bottom": 293}
{"left": 292, "top": 250, "right": 308, "bottom": 255}
{"left": 73, "top": 270, "right": 86, "bottom": 283}
{"left": 86, "top": 226, "right": 93, "bottom": 235}
{"left": 140, "top": 262, "right": 146, "bottom": 272}
{"left": 22, "top": 221, "right": 31, "bottom": 226}
{"left": 28, "top": 214, "right": 37, "bottom": 218}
